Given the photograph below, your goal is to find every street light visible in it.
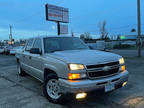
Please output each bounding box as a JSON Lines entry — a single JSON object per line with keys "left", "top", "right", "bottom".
{"left": 137, "top": 0, "right": 141, "bottom": 57}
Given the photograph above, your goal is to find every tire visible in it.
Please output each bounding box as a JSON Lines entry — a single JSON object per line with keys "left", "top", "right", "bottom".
{"left": 17, "top": 62, "right": 26, "bottom": 76}
{"left": 43, "top": 73, "right": 66, "bottom": 104}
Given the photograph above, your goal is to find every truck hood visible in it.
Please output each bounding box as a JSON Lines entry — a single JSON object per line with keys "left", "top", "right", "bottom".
{"left": 49, "top": 50, "right": 121, "bottom": 65}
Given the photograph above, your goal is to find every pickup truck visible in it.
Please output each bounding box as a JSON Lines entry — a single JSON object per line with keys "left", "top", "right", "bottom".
{"left": 17, "top": 36, "right": 128, "bottom": 103}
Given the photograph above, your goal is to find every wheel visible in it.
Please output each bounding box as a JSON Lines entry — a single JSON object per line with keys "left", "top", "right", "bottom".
{"left": 43, "top": 73, "right": 66, "bottom": 104}
{"left": 17, "top": 63, "right": 26, "bottom": 76}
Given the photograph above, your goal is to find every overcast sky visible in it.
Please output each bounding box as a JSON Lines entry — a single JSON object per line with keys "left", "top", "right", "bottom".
{"left": 0, "top": 0, "right": 144, "bottom": 40}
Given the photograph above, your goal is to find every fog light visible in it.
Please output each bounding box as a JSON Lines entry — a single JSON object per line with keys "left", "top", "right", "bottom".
{"left": 76, "top": 92, "right": 87, "bottom": 99}
{"left": 122, "top": 81, "right": 127, "bottom": 87}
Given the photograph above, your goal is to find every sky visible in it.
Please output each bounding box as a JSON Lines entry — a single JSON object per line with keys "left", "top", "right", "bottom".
{"left": 0, "top": 0, "right": 144, "bottom": 40}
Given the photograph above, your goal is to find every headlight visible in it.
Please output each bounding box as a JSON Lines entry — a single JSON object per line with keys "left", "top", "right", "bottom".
{"left": 119, "top": 58, "right": 126, "bottom": 72}
{"left": 68, "top": 64, "right": 85, "bottom": 71}
{"left": 119, "top": 58, "right": 125, "bottom": 64}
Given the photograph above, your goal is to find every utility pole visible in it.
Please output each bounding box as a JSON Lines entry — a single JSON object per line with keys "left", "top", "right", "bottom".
{"left": 137, "top": 0, "right": 141, "bottom": 57}
{"left": 9, "top": 25, "right": 12, "bottom": 45}
{"left": 57, "top": 22, "right": 60, "bottom": 35}
{"left": 71, "top": 29, "right": 74, "bottom": 37}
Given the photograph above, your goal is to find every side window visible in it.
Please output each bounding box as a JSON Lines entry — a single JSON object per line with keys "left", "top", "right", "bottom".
{"left": 25, "top": 39, "right": 34, "bottom": 51}
{"left": 33, "top": 38, "right": 42, "bottom": 50}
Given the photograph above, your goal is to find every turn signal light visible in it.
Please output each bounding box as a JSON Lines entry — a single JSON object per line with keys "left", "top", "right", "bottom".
{"left": 121, "top": 65, "right": 126, "bottom": 72}
{"left": 68, "top": 73, "right": 80, "bottom": 80}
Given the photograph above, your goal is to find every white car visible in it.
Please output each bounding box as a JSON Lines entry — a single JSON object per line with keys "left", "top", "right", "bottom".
{"left": 15, "top": 46, "right": 24, "bottom": 58}
{"left": 121, "top": 41, "right": 136, "bottom": 46}
{"left": 10, "top": 46, "right": 24, "bottom": 55}
{"left": 0, "top": 46, "right": 4, "bottom": 54}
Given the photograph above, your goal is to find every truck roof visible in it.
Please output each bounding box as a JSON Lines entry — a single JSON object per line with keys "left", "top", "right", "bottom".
{"left": 27, "top": 35, "right": 74, "bottom": 40}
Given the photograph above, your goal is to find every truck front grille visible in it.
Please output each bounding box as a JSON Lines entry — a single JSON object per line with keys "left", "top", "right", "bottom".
{"left": 86, "top": 61, "right": 120, "bottom": 79}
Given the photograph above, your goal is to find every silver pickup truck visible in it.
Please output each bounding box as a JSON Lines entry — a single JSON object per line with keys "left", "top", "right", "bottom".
{"left": 17, "top": 36, "right": 128, "bottom": 103}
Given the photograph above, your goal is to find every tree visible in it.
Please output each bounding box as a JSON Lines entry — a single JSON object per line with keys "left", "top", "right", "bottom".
{"left": 98, "top": 20, "right": 108, "bottom": 40}
{"left": 84, "top": 32, "right": 92, "bottom": 39}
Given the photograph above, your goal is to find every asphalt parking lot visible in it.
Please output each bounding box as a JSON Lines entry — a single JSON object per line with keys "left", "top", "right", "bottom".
{"left": 0, "top": 53, "right": 144, "bottom": 108}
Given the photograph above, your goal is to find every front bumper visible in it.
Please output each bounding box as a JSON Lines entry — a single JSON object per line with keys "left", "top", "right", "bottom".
{"left": 59, "top": 70, "right": 128, "bottom": 94}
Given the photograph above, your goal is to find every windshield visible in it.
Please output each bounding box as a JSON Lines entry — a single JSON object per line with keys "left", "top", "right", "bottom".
{"left": 44, "top": 37, "right": 89, "bottom": 53}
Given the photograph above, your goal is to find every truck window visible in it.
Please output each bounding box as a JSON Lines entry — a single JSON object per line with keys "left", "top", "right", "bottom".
{"left": 33, "top": 38, "right": 42, "bottom": 50}
{"left": 25, "top": 39, "right": 34, "bottom": 51}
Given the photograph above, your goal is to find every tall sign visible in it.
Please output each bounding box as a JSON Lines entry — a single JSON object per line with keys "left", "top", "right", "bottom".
{"left": 45, "top": 4, "right": 69, "bottom": 35}
{"left": 60, "top": 24, "right": 68, "bottom": 34}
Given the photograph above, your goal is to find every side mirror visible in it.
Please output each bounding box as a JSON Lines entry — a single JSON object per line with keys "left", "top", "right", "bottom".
{"left": 30, "top": 48, "right": 42, "bottom": 55}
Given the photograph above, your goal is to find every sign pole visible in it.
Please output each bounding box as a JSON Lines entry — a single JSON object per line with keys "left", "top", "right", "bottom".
{"left": 137, "top": 0, "right": 141, "bottom": 57}
{"left": 57, "top": 22, "right": 60, "bottom": 35}
{"left": 9, "top": 25, "right": 12, "bottom": 45}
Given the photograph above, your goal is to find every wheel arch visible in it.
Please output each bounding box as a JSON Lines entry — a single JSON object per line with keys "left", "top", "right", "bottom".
{"left": 44, "top": 68, "right": 57, "bottom": 80}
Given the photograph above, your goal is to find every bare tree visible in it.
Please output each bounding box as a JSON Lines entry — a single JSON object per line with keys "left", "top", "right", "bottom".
{"left": 98, "top": 20, "right": 108, "bottom": 40}
{"left": 84, "top": 32, "right": 92, "bottom": 39}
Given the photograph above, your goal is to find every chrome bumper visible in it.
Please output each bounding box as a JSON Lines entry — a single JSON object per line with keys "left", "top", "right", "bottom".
{"left": 59, "top": 70, "right": 128, "bottom": 94}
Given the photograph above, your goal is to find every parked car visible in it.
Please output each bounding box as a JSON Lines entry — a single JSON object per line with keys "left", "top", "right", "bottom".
{"left": 0, "top": 46, "right": 5, "bottom": 54}
{"left": 121, "top": 41, "right": 136, "bottom": 46}
{"left": 5, "top": 46, "right": 13, "bottom": 55}
{"left": 17, "top": 36, "right": 128, "bottom": 104}
{"left": 87, "top": 43, "right": 109, "bottom": 51}
{"left": 10, "top": 46, "right": 24, "bottom": 55}
{"left": 15, "top": 46, "right": 24, "bottom": 59}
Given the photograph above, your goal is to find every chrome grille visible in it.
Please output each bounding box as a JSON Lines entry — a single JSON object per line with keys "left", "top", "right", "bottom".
{"left": 86, "top": 61, "right": 120, "bottom": 79}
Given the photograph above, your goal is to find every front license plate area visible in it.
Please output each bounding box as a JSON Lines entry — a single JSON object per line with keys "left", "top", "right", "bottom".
{"left": 105, "top": 83, "right": 115, "bottom": 92}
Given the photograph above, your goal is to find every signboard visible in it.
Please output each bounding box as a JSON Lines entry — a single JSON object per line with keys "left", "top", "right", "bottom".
{"left": 45, "top": 4, "right": 69, "bottom": 23}
{"left": 60, "top": 24, "right": 68, "bottom": 34}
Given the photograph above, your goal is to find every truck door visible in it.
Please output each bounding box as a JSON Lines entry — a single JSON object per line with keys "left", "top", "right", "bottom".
{"left": 20, "top": 39, "right": 34, "bottom": 75}
{"left": 28, "top": 38, "right": 43, "bottom": 80}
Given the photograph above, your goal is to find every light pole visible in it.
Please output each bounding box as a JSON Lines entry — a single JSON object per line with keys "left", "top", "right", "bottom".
{"left": 137, "top": 0, "right": 141, "bottom": 57}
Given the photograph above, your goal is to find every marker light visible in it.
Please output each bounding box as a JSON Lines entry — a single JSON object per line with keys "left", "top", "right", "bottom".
{"left": 121, "top": 65, "right": 126, "bottom": 72}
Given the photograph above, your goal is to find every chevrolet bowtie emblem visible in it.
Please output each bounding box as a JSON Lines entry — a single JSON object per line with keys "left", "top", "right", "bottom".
{"left": 103, "top": 66, "right": 110, "bottom": 71}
